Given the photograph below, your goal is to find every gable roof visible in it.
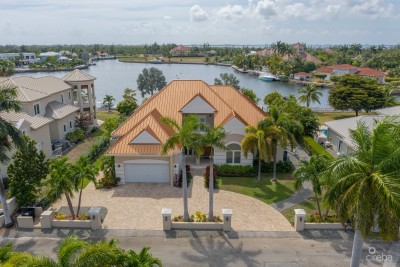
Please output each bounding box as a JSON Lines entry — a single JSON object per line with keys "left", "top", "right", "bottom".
{"left": 0, "top": 76, "right": 72, "bottom": 102}
{"left": 314, "top": 66, "right": 334, "bottom": 74}
{"left": 108, "top": 80, "right": 266, "bottom": 156}
{"left": 0, "top": 111, "right": 53, "bottom": 130}
{"left": 61, "top": 69, "right": 96, "bottom": 82}
{"left": 331, "top": 64, "right": 359, "bottom": 69}
{"left": 356, "top": 67, "right": 385, "bottom": 77}
{"left": 44, "top": 101, "right": 79, "bottom": 119}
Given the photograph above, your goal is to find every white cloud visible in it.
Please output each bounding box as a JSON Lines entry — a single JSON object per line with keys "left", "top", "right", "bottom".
{"left": 163, "top": 15, "right": 172, "bottom": 20}
{"left": 189, "top": 5, "right": 208, "bottom": 22}
{"left": 216, "top": 4, "right": 247, "bottom": 20}
{"left": 255, "top": 0, "right": 277, "bottom": 19}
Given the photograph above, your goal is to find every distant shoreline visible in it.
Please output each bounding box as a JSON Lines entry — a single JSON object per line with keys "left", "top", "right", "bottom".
{"left": 117, "top": 58, "right": 231, "bottom": 67}
{"left": 14, "top": 65, "right": 89, "bottom": 74}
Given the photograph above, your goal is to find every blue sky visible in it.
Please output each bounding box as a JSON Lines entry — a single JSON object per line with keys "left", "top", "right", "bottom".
{"left": 1, "top": 0, "right": 399, "bottom": 45}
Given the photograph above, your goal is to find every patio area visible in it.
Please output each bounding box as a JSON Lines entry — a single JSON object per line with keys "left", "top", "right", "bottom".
{"left": 52, "top": 176, "right": 294, "bottom": 232}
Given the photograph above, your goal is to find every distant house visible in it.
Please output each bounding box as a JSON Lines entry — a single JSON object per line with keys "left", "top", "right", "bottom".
{"left": 0, "top": 53, "right": 38, "bottom": 65}
{"left": 206, "top": 50, "right": 217, "bottom": 55}
{"left": 313, "top": 64, "right": 385, "bottom": 84}
{"left": 96, "top": 51, "right": 108, "bottom": 58}
{"left": 256, "top": 49, "right": 274, "bottom": 56}
{"left": 39, "top": 51, "right": 61, "bottom": 61}
{"left": 170, "top": 45, "right": 191, "bottom": 56}
{"left": 0, "top": 69, "right": 97, "bottom": 178}
{"left": 294, "top": 72, "right": 312, "bottom": 81}
{"left": 256, "top": 43, "right": 322, "bottom": 65}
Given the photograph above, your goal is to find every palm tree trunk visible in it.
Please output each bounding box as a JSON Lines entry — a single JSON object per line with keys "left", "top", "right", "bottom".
{"left": 258, "top": 154, "right": 261, "bottom": 181}
{"left": 350, "top": 229, "right": 364, "bottom": 267}
{"left": 0, "top": 176, "right": 13, "bottom": 227}
{"left": 76, "top": 179, "right": 84, "bottom": 216}
{"left": 324, "top": 208, "right": 330, "bottom": 220}
{"left": 181, "top": 151, "right": 189, "bottom": 222}
{"left": 272, "top": 140, "right": 278, "bottom": 181}
{"left": 65, "top": 193, "right": 75, "bottom": 220}
{"left": 315, "top": 194, "right": 323, "bottom": 221}
{"left": 208, "top": 148, "right": 214, "bottom": 221}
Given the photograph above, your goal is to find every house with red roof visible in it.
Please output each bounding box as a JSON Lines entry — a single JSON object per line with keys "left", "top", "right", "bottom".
{"left": 294, "top": 72, "right": 312, "bottom": 81}
{"left": 313, "top": 64, "right": 385, "bottom": 84}
{"left": 170, "top": 45, "right": 191, "bottom": 56}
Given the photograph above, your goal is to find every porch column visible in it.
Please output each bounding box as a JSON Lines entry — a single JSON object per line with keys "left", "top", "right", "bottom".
{"left": 78, "top": 84, "right": 83, "bottom": 119}
{"left": 87, "top": 83, "right": 94, "bottom": 123}
{"left": 91, "top": 83, "right": 97, "bottom": 119}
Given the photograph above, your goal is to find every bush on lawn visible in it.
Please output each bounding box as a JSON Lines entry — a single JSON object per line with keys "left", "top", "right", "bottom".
{"left": 216, "top": 164, "right": 256, "bottom": 177}
{"left": 302, "top": 136, "right": 334, "bottom": 160}
{"left": 385, "top": 77, "right": 400, "bottom": 83}
{"left": 204, "top": 165, "right": 217, "bottom": 188}
{"left": 65, "top": 129, "right": 85, "bottom": 143}
{"left": 97, "top": 156, "right": 120, "bottom": 189}
{"left": 173, "top": 165, "right": 191, "bottom": 188}
{"left": 313, "top": 73, "right": 327, "bottom": 80}
{"left": 256, "top": 161, "right": 294, "bottom": 173}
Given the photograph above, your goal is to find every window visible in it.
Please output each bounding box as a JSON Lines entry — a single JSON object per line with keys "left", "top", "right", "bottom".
{"left": 63, "top": 124, "right": 67, "bottom": 133}
{"left": 33, "top": 103, "right": 40, "bottom": 115}
{"left": 22, "top": 129, "right": 27, "bottom": 135}
{"left": 198, "top": 115, "right": 207, "bottom": 131}
{"left": 68, "top": 91, "right": 71, "bottom": 100}
{"left": 69, "top": 121, "right": 73, "bottom": 129}
{"left": 61, "top": 94, "right": 64, "bottom": 103}
{"left": 226, "top": 143, "right": 241, "bottom": 164}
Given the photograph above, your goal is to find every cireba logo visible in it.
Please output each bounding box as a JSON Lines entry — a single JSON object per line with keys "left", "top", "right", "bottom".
{"left": 366, "top": 247, "right": 392, "bottom": 262}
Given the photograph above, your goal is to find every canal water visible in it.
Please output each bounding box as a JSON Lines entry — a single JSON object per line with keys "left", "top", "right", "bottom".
{"left": 14, "top": 60, "right": 330, "bottom": 108}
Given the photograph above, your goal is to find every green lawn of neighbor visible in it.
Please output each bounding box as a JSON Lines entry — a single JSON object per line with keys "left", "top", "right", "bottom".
{"left": 96, "top": 110, "right": 120, "bottom": 121}
{"left": 316, "top": 112, "right": 374, "bottom": 124}
{"left": 216, "top": 173, "right": 296, "bottom": 205}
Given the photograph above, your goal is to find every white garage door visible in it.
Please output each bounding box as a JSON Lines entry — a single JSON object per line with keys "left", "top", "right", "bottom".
{"left": 124, "top": 162, "right": 169, "bottom": 183}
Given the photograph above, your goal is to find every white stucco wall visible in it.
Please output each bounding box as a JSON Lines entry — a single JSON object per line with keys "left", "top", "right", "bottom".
{"left": 49, "top": 113, "right": 76, "bottom": 141}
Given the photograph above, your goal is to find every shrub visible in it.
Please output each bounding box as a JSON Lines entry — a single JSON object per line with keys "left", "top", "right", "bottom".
{"left": 66, "top": 129, "right": 85, "bottom": 143}
{"left": 302, "top": 136, "right": 334, "bottom": 160}
{"left": 330, "top": 75, "right": 341, "bottom": 83}
{"left": 173, "top": 165, "right": 191, "bottom": 188}
{"left": 257, "top": 161, "right": 294, "bottom": 173}
{"left": 385, "top": 77, "right": 400, "bottom": 83}
{"left": 216, "top": 164, "right": 256, "bottom": 177}
{"left": 54, "top": 212, "right": 67, "bottom": 220}
{"left": 204, "top": 165, "right": 217, "bottom": 188}
{"left": 313, "top": 73, "right": 327, "bottom": 80}
{"left": 77, "top": 212, "right": 90, "bottom": 220}
{"left": 97, "top": 156, "right": 120, "bottom": 189}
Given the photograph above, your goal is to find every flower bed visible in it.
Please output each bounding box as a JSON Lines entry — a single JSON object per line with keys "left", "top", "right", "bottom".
{"left": 172, "top": 211, "right": 222, "bottom": 223}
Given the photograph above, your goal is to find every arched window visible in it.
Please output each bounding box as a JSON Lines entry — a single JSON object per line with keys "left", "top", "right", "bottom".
{"left": 226, "top": 143, "right": 241, "bottom": 164}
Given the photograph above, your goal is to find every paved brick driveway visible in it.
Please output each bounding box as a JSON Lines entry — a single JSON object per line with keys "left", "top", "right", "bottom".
{"left": 53, "top": 176, "right": 294, "bottom": 231}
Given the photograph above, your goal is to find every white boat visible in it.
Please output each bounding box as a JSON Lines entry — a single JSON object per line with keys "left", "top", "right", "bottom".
{"left": 258, "top": 72, "right": 278, "bottom": 81}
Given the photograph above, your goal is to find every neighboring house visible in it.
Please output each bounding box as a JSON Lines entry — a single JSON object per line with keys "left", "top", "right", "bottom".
{"left": 313, "top": 64, "right": 385, "bottom": 84}
{"left": 294, "top": 72, "right": 312, "bottom": 81}
{"left": 0, "top": 53, "right": 38, "bottom": 65}
{"left": 324, "top": 115, "right": 384, "bottom": 156}
{"left": 170, "top": 45, "right": 191, "bottom": 56}
{"left": 256, "top": 43, "right": 322, "bottom": 64}
{"left": 96, "top": 51, "right": 108, "bottom": 58}
{"left": 107, "top": 80, "right": 283, "bottom": 185}
{"left": 0, "top": 69, "right": 96, "bottom": 177}
{"left": 256, "top": 49, "right": 274, "bottom": 56}
{"left": 39, "top": 51, "right": 61, "bottom": 61}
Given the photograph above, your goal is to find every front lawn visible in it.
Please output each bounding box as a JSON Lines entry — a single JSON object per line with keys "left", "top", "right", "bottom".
{"left": 96, "top": 110, "right": 119, "bottom": 121}
{"left": 216, "top": 173, "right": 296, "bottom": 204}
{"left": 316, "top": 112, "right": 371, "bottom": 124}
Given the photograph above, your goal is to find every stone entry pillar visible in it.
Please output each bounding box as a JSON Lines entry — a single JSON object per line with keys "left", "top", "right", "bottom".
{"left": 222, "top": 209, "right": 233, "bottom": 232}
{"left": 89, "top": 207, "right": 102, "bottom": 230}
{"left": 294, "top": 209, "right": 306, "bottom": 231}
{"left": 162, "top": 208, "right": 172, "bottom": 230}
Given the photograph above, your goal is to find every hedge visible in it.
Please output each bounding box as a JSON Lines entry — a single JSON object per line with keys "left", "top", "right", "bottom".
{"left": 216, "top": 164, "right": 256, "bottom": 177}
{"left": 303, "top": 136, "right": 334, "bottom": 160}
{"left": 257, "top": 161, "right": 294, "bottom": 173}
{"left": 385, "top": 77, "right": 400, "bottom": 83}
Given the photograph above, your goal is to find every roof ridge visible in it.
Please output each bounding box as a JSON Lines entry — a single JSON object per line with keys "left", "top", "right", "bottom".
{"left": 9, "top": 77, "right": 31, "bottom": 102}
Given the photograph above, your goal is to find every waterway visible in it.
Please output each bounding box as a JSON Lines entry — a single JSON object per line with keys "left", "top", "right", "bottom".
{"left": 14, "top": 60, "right": 330, "bottom": 108}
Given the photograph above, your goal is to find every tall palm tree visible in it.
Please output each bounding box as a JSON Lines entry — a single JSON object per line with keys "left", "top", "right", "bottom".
{"left": 120, "top": 247, "right": 162, "bottom": 267}
{"left": 258, "top": 106, "right": 303, "bottom": 181}
{"left": 0, "top": 85, "right": 25, "bottom": 227}
{"left": 293, "top": 155, "right": 330, "bottom": 220}
{"left": 161, "top": 115, "right": 203, "bottom": 221}
{"left": 298, "top": 85, "right": 322, "bottom": 108}
{"left": 202, "top": 125, "right": 227, "bottom": 221}
{"left": 383, "top": 84, "right": 398, "bottom": 107}
{"left": 0, "top": 59, "right": 15, "bottom": 77}
{"left": 103, "top": 94, "right": 115, "bottom": 113}
{"left": 241, "top": 125, "right": 270, "bottom": 181}
{"left": 323, "top": 118, "right": 400, "bottom": 267}
{"left": 47, "top": 157, "right": 77, "bottom": 219}
{"left": 74, "top": 155, "right": 99, "bottom": 216}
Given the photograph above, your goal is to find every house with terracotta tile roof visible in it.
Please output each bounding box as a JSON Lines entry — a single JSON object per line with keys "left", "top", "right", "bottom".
{"left": 107, "top": 80, "right": 279, "bottom": 184}
{"left": 294, "top": 72, "right": 312, "bottom": 81}
{"left": 313, "top": 64, "right": 385, "bottom": 84}
{"left": 0, "top": 69, "right": 97, "bottom": 177}
{"left": 170, "top": 45, "right": 191, "bottom": 57}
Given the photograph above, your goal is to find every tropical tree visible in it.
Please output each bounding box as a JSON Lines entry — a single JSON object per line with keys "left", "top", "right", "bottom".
{"left": 161, "top": 115, "right": 203, "bottom": 221}
{"left": 47, "top": 157, "right": 77, "bottom": 219}
{"left": 297, "top": 84, "right": 322, "bottom": 107}
{"left": 202, "top": 125, "right": 227, "bottom": 221}
{"left": 293, "top": 155, "right": 330, "bottom": 220}
{"left": 116, "top": 88, "right": 138, "bottom": 117}
{"left": 323, "top": 117, "right": 400, "bottom": 267}
{"left": 74, "top": 156, "right": 99, "bottom": 216}
{"left": 7, "top": 136, "right": 49, "bottom": 207}
{"left": 119, "top": 247, "right": 162, "bottom": 267}
{"left": 382, "top": 84, "right": 399, "bottom": 107}
{"left": 258, "top": 106, "right": 303, "bottom": 181}
{"left": 137, "top": 67, "right": 167, "bottom": 97}
{"left": 241, "top": 125, "right": 270, "bottom": 181}
{"left": 240, "top": 88, "right": 260, "bottom": 104}
{"left": 103, "top": 95, "right": 115, "bottom": 113}
{"left": 214, "top": 73, "right": 240, "bottom": 89}
{"left": 0, "top": 59, "right": 15, "bottom": 76}
{"left": 0, "top": 85, "right": 25, "bottom": 227}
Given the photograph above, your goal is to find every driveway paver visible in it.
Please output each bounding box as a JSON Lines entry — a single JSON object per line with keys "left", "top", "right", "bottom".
{"left": 53, "top": 176, "right": 294, "bottom": 231}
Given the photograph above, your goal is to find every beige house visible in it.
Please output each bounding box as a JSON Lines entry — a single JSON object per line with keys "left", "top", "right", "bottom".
{"left": 0, "top": 69, "right": 96, "bottom": 177}
{"left": 170, "top": 45, "right": 191, "bottom": 56}
{"left": 107, "top": 80, "right": 283, "bottom": 185}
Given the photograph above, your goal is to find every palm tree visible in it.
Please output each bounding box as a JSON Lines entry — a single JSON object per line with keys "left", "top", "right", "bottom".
{"left": 47, "top": 157, "right": 77, "bottom": 219}
{"left": 258, "top": 106, "right": 303, "bottom": 181}
{"left": 0, "top": 59, "right": 15, "bottom": 77}
{"left": 103, "top": 94, "right": 115, "bottom": 113}
{"left": 161, "top": 115, "right": 203, "bottom": 221}
{"left": 120, "top": 247, "right": 162, "bottom": 267}
{"left": 297, "top": 85, "right": 322, "bottom": 107}
{"left": 74, "top": 155, "right": 99, "bottom": 216}
{"left": 202, "top": 125, "right": 227, "bottom": 221}
{"left": 383, "top": 84, "right": 398, "bottom": 107}
{"left": 241, "top": 125, "right": 270, "bottom": 181}
{"left": 0, "top": 85, "right": 25, "bottom": 227}
{"left": 323, "top": 118, "right": 400, "bottom": 267}
{"left": 293, "top": 155, "right": 330, "bottom": 220}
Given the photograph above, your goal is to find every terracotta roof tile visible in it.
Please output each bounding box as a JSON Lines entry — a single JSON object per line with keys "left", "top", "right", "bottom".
{"left": 314, "top": 66, "right": 334, "bottom": 74}
{"left": 356, "top": 68, "right": 385, "bottom": 77}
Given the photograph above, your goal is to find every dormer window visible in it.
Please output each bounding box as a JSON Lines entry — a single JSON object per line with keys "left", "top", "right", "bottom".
{"left": 34, "top": 103, "right": 40, "bottom": 115}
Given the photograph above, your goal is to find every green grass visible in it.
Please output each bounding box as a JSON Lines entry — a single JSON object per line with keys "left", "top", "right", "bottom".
{"left": 281, "top": 197, "right": 320, "bottom": 223}
{"left": 316, "top": 112, "right": 371, "bottom": 124}
{"left": 216, "top": 173, "right": 296, "bottom": 204}
{"left": 303, "top": 136, "right": 334, "bottom": 160}
{"left": 96, "top": 110, "right": 119, "bottom": 121}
